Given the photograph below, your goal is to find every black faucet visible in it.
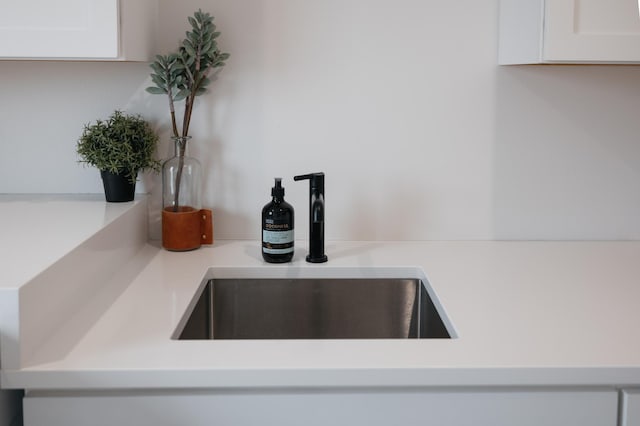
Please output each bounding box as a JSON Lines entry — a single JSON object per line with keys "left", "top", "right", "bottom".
{"left": 294, "top": 172, "right": 328, "bottom": 263}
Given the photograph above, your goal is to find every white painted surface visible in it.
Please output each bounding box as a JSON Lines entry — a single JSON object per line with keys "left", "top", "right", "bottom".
{"left": 622, "top": 389, "right": 640, "bottom": 426}
{"left": 0, "top": 195, "right": 149, "bottom": 371}
{"left": 0, "top": 196, "right": 148, "bottom": 426}
{"left": 2, "top": 1, "right": 640, "bottom": 241}
{"left": 0, "top": 195, "right": 143, "bottom": 289}
{"left": 2, "top": 199, "right": 640, "bottom": 390}
{"left": 500, "top": 0, "right": 640, "bottom": 64}
{"left": 23, "top": 388, "right": 617, "bottom": 426}
{"left": 498, "top": 0, "right": 545, "bottom": 64}
{"left": 0, "top": 0, "right": 157, "bottom": 60}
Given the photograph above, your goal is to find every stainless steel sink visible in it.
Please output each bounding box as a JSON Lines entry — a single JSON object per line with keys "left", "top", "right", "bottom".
{"left": 175, "top": 276, "right": 451, "bottom": 340}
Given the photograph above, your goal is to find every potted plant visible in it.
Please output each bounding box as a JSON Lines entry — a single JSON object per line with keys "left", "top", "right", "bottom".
{"left": 77, "top": 110, "right": 160, "bottom": 202}
{"left": 146, "top": 9, "right": 229, "bottom": 250}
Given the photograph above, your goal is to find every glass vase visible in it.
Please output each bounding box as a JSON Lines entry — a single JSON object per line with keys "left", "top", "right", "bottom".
{"left": 162, "top": 136, "right": 202, "bottom": 212}
{"left": 161, "top": 136, "right": 213, "bottom": 251}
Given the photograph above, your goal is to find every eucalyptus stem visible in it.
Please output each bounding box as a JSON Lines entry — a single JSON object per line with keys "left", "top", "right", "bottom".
{"left": 172, "top": 138, "right": 187, "bottom": 212}
{"left": 183, "top": 95, "right": 194, "bottom": 137}
{"left": 146, "top": 9, "right": 230, "bottom": 213}
{"left": 168, "top": 90, "right": 179, "bottom": 138}
{"left": 175, "top": 93, "right": 193, "bottom": 211}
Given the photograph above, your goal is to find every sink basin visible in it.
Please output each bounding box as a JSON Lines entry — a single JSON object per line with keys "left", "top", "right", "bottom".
{"left": 175, "top": 270, "right": 452, "bottom": 340}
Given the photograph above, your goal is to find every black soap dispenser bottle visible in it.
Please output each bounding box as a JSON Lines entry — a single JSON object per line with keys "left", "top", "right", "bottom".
{"left": 262, "top": 178, "right": 294, "bottom": 263}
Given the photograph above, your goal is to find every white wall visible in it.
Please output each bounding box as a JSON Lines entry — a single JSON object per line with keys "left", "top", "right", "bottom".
{"left": 2, "top": 0, "right": 640, "bottom": 241}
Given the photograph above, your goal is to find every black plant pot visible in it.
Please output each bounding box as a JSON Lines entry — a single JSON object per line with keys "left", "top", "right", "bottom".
{"left": 100, "top": 170, "right": 136, "bottom": 202}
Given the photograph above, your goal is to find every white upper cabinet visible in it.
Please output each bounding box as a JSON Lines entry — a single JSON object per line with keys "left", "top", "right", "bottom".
{"left": 0, "top": 0, "right": 157, "bottom": 61}
{"left": 499, "top": 0, "right": 640, "bottom": 64}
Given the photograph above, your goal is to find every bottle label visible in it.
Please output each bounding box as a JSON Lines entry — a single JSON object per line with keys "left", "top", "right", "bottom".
{"left": 262, "top": 229, "right": 294, "bottom": 254}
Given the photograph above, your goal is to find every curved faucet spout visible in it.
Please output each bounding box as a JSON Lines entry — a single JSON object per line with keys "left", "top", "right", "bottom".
{"left": 311, "top": 193, "right": 324, "bottom": 223}
{"left": 294, "top": 172, "right": 328, "bottom": 263}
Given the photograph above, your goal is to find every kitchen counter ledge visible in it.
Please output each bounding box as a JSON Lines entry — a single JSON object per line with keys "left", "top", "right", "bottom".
{"left": 3, "top": 196, "right": 640, "bottom": 390}
{"left": 2, "top": 210, "right": 640, "bottom": 389}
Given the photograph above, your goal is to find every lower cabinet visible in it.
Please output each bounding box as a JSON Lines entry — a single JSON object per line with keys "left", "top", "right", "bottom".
{"left": 23, "top": 388, "right": 617, "bottom": 426}
{"left": 622, "top": 389, "right": 640, "bottom": 426}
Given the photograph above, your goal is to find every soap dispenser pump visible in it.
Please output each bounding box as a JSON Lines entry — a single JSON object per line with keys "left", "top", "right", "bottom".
{"left": 261, "top": 178, "right": 294, "bottom": 263}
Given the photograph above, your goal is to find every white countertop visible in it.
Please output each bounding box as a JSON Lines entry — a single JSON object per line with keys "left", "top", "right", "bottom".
{"left": 0, "top": 194, "right": 140, "bottom": 289}
{"left": 2, "top": 197, "right": 640, "bottom": 390}
{"left": 3, "top": 199, "right": 640, "bottom": 391}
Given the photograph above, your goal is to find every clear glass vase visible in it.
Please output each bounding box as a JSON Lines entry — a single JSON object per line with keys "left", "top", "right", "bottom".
{"left": 162, "top": 136, "right": 212, "bottom": 251}
{"left": 162, "top": 136, "right": 202, "bottom": 212}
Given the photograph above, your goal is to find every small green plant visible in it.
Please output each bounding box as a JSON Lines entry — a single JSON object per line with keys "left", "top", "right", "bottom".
{"left": 77, "top": 110, "right": 160, "bottom": 183}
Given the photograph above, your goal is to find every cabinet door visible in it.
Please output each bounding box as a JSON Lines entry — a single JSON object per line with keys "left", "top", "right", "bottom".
{"left": 24, "top": 388, "right": 617, "bottom": 426}
{"left": 622, "top": 389, "right": 640, "bottom": 426}
{"left": 0, "top": 0, "right": 119, "bottom": 59}
{"left": 499, "top": 0, "right": 640, "bottom": 64}
{"left": 544, "top": 0, "right": 640, "bottom": 63}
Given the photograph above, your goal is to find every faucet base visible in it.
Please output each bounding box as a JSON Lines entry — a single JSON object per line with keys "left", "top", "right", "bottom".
{"left": 306, "top": 254, "right": 328, "bottom": 263}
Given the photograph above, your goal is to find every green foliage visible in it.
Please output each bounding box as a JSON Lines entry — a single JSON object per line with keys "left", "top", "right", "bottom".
{"left": 147, "top": 53, "right": 183, "bottom": 98}
{"left": 146, "top": 9, "right": 230, "bottom": 137}
{"left": 76, "top": 111, "right": 160, "bottom": 183}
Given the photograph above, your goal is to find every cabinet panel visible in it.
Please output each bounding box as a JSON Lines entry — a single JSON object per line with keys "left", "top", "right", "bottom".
{"left": 544, "top": 0, "right": 640, "bottom": 62}
{"left": 24, "top": 388, "right": 617, "bottom": 426}
{"left": 499, "top": 0, "right": 640, "bottom": 64}
{"left": 621, "top": 389, "right": 640, "bottom": 426}
{"left": 0, "top": 0, "right": 156, "bottom": 60}
{"left": 0, "top": 0, "right": 118, "bottom": 59}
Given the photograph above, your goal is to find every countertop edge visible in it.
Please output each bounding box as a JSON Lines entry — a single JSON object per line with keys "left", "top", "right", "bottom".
{"left": 4, "top": 366, "right": 640, "bottom": 390}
